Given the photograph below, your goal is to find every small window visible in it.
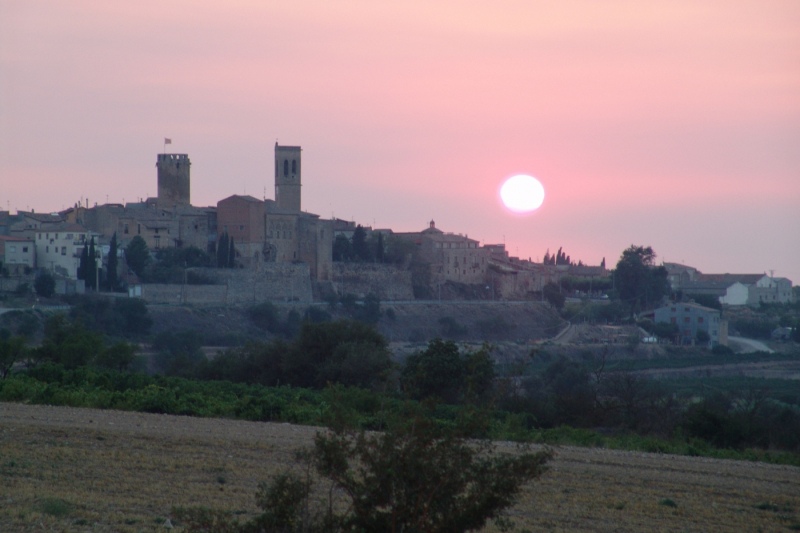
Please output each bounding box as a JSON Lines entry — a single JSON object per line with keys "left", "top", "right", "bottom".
{"left": 292, "top": 159, "right": 297, "bottom": 174}
{"left": 283, "top": 160, "right": 289, "bottom": 176}
{"left": 684, "top": 317, "right": 690, "bottom": 323}
{"left": 61, "top": 247, "right": 66, "bottom": 256}
{"left": 239, "top": 225, "right": 244, "bottom": 231}
{"left": 46, "top": 246, "right": 49, "bottom": 253}
{"left": 22, "top": 246, "right": 28, "bottom": 253}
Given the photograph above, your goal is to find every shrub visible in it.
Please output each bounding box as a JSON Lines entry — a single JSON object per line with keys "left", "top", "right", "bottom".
{"left": 34, "top": 271, "right": 56, "bottom": 298}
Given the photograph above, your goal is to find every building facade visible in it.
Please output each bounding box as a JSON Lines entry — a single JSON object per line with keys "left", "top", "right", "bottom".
{"left": 654, "top": 302, "right": 728, "bottom": 347}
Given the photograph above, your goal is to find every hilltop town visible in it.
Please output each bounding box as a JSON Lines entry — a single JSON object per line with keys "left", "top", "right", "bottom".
{"left": 0, "top": 143, "right": 795, "bottom": 348}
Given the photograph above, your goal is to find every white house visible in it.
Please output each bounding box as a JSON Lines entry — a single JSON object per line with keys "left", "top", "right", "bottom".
{"left": 35, "top": 223, "right": 99, "bottom": 280}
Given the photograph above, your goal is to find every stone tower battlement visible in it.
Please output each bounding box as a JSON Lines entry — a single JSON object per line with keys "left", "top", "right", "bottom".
{"left": 157, "top": 153, "right": 191, "bottom": 206}
{"left": 274, "top": 143, "right": 301, "bottom": 212}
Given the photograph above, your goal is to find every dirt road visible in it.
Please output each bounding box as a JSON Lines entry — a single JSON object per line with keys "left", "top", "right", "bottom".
{"left": 1, "top": 402, "right": 798, "bottom": 532}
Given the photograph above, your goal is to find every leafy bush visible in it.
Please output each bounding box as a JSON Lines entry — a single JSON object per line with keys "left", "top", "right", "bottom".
{"left": 34, "top": 271, "right": 56, "bottom": 297}
{"left": 175, "top": 406, "right": 552, "bottom": 533}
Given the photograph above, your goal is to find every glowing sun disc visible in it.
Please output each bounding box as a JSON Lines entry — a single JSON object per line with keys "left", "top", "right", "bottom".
{"left": 500, "top": 174, "right": 545, "bottom": 213}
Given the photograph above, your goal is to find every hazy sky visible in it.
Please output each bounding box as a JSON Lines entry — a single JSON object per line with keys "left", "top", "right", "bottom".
{"left": 2, "top": 1, "right": 799, "bottom": 283}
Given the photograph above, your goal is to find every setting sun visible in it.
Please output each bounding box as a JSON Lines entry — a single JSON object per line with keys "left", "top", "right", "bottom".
{"left": 500, "top": 174, "right": 545, "bottom": 213}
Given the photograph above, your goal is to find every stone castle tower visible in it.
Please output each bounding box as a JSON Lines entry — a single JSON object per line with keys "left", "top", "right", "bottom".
{"left": 157, "top": 153, "right": 191, "bottom": 206}
{"left": 274, "top": 143, "right": 301, "bottom": 212}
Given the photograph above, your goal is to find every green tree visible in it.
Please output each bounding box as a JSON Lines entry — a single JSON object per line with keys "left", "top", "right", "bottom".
{"left": 351, "top": 225, "right": 371, "bottom": 262}
{"left": 332, "top": 234, "right": 353, "bottom": 262}
{"left": 542, "top": 281, "right": 565, "bottom": 309}
{"left": 374, "top": 232, "right": 385, "bottom": 262}
{"left": 0, "top": 336, "right": 26, "bottom": 378}
{"left": 34, "top": 270, "right": 56, "bottom": 298}
{"left": 613, "top": 245, "right": 669, "bottom": 315}
{"left": 125, "top": 236, "right": 150, "bottom": 277}
{"left": 106, "top": 232, "right": 119, "bottom": 290}
{"left": 176, "top": 407, "right": 551, "bottom": 533}
{"left": 402, "top": 339, "right": 475, "bottom": 403}
{"left": 86, "top": 237, "right": 98, "bottom": 290}
{"left": 78, "top": 242, "right": 89, "bottom": 282}
{"left": 95, "top": 341, "right": 137, "bottom": 371}
{"left": 285, "top": 320, "right": 390, "bottom": 389}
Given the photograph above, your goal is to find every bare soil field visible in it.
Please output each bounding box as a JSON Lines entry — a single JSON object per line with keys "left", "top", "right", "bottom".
{"left": 2, "top": 402, "right": 799, "bottom": 532}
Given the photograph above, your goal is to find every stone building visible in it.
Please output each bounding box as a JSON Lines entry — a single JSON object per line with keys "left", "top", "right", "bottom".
{"left": 156, "top": 153, "right": 191, "bottom": 207}
{"left": 63, "top": 153, "right": 215, "bottom": 253}
{"left": 216, "top": 143, "right": 332, "bottom": 281}
{"left": 395, "top": 220, "right": 490, "bottom": 285}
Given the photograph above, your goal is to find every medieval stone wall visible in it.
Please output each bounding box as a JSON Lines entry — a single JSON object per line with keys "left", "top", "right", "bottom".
{"left": 141, "top": 264, "right": 313, "bottom": 305}
{"left": 331, "top": 263, "right": 414, "bottom": 300}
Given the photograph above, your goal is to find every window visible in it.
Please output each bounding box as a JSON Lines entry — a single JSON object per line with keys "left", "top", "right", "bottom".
{"left": 698, "top": 317, "right": 704, "bottom": 323}
{"left": 292, "top": 159, "right": 297, "bottom": 174}
{"left": 670, "top": 317, "right": 677, "bottom": 324}
{"left": 22, "top": 246, "right": 28, "bottom": 253}
{"left": 61, "top": 247, "right": 66, "bottom": 256}
{"left": 670, "top": 307, "right": 676, "bottom": 312}
{"left": 8, "top": 246, "right": 15, "bottom": 252}
{"left": 66, "top": 233, "right": 73, "bottom": 240}
{"left": 46, "top": 246, "right": 49, "bottom": 253}
{"left": 283, "top": 160, "right": 289, "bottom": 176}
{"left": 124, "top": 224, "right": 129, "bottom": 234}
{"left": 239, "top": 225, "right": 244, "bottom": 231}
{"left": 684, "top": 317, "right": 690, "bottom": 323}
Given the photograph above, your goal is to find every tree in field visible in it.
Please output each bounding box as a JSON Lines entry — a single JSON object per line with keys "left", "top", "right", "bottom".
{"left": 125, "top": 236, "right": 150, "bottom": 277}
{"left": 613, "top": 245, "right": 669, "bottom": 315}
{"left": 174, "top": 406, "right": 551, "bottom": 533}
{"left": 106, "top": 232, "right": 119, "bottom": 290}
{"left": 401, "top": 339, "right": 495, "bottom": 404}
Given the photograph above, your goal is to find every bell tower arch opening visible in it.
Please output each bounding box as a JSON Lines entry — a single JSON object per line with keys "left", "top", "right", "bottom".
{"left": 274, "top": 142, "right": 302, "bottom": 212}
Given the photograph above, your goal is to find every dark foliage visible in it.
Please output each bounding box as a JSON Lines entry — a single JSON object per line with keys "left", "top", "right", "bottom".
{"left": 125, "top": 236, "right": 150, "bottom": 277}
{"left": 34, "top": 270, "right": 55, "bottom": 298}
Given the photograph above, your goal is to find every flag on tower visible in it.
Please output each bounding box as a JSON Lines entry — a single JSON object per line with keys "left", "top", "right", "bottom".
{"left": 164, "top": 138, "right": 172, "bottom": 144}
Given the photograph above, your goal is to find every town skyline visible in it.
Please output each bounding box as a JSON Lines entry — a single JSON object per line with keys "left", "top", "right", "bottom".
{"left": 2, "top": 1, "right": 799, "bottom": 282}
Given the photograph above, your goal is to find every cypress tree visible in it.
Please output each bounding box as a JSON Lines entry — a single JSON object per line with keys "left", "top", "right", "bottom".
{"left": 106, "top": 233, "right": 118, "bottom": 291}
{"left": 87, "top": 237, "right": 97, "bottom": 290}
{"left": 228, "top": 236, "right": 236, "bottom": 268}
{"left": 78, "top": 243, "right": 88, "bottom": 281}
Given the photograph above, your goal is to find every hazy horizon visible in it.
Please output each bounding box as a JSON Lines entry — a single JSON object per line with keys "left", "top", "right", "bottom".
{"left": 2, "top": 1, "right": 798, "bottom": 282}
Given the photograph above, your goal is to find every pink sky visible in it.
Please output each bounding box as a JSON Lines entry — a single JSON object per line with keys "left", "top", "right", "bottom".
{"left": 2, "top": 1, "right": 799, "bottom": 283}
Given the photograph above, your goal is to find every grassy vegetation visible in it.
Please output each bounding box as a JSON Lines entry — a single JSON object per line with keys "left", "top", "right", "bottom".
{"left": 2, "top": 364, "right": 799, "bottom": 467}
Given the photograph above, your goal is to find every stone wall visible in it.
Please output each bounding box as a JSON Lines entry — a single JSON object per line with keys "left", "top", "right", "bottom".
{"left": 331, "top": 263, "right": 414, "bottom": 300}
{"left": 141, "top": 264, "right": 313, "bottom": 305}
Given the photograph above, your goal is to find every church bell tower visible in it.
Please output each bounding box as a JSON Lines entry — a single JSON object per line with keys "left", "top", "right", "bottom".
{"left": 274, "top": 142, "right": 301, "bottom": 212}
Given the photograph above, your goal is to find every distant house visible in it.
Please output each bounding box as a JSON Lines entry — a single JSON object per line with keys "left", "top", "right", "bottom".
{"left": 0, "top": 235, "right": 35, "bottom": 275}
{"left": 35, "top": 223, "right": 97, "bottom": 280}
{"left": 670, "top": 267, "right": 795, "bottom": 307}
{"left": 654, "top": 302, "right": 728, "bottom": 347}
